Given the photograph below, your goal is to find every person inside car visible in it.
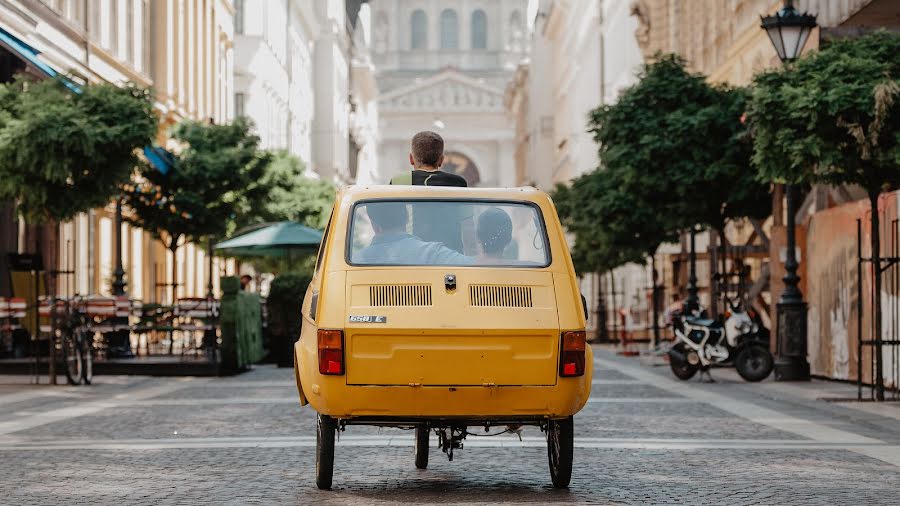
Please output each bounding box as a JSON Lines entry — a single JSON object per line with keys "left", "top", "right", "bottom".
{"left": 356, "top": 202, "right": 473, "bottom": 266}
{"left": 390, "top": 131, "right": 473, "bottom": 254}
{"left": 475, "top": 207, "right": 513, "bottom": 264}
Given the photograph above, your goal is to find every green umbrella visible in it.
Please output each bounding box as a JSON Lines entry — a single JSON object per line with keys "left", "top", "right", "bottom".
{"left": 214, "top": 221, "right": 323, "bottom": 258}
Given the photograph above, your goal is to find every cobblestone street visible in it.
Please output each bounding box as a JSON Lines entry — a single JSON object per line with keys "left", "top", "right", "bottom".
{"left": 1, "top": 348, "right": 899, "bottom": 505}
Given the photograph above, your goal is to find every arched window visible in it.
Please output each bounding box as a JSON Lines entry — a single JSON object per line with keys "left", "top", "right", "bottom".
{"left": 411, "top": 9, "right": 427, "bottom": 49}
{"left": 440, "top": 9, "right": 458, "bottom": 49}
{"left": 471, "top": 10, "right": 487, "bottom": 49}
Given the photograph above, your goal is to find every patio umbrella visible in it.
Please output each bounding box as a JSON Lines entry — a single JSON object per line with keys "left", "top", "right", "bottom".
{"left": 214, "top": 221, "right": 323, "bottom": 258}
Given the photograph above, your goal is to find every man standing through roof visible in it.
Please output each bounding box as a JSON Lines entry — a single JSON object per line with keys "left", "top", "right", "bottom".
{"left": 390, "top": 131, "right": 472, "bottom": 253}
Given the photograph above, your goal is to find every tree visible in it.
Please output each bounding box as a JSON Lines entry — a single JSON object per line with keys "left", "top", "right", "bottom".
{"left": 588, "top": 54, "right": 769, "bottom": 237}
{"left": 123, "top": 117, "right": 270, "bottom": 302}
{"left": 749, "top": 31, "right": 900, "bottom": 398}
{"left": 241, "top": 149, "right": 336, "bottom": 230}
{"left": 0, "top": 77, "right": 157, "bottom": 222}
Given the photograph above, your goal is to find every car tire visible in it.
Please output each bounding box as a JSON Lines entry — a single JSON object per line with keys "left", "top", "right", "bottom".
{"left": 735, "top": 344, "right": 774, "bottom": 382}
{"left": 547, "top": 416, "right": 574, "bottom": 489}
{"left": 414, "top": 426, "right": 429, "bottom": 469}
{"left": 316, "top": 414, "right": 336, "bottom": 490}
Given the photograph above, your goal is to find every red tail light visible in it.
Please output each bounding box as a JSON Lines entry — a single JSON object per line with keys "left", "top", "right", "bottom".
{"left": 559, "top": 330, "right": 586, "bottom": 377}
{"left": 318, "top": 329, "right": 344, "bottom": 375}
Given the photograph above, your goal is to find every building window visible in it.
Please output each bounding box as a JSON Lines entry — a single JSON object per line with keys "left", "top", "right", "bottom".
{"left": 109, "top": 0, "right": 119, "bottom": 54}
{"left": 440, "top": 9, "right": 458, "bottom": 49}
{"left": 235, "top": 93, "right": 246, "bottom": 118}
{"left": 234, "top": 0, "right": 244, "bottom": 34}
{"left": 410, "top": 9, "right": 427, "bottom": 49}
{"left": 471, "top": 9, "right": 487, "bottom": 50}
{"left": 126, "top": 0, "right": 134, "bottom": 64}
{"left": 89, "top": 0, "right": 102, "bottom": 43}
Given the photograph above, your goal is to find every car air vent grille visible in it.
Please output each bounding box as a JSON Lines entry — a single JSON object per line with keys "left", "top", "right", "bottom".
{"left": 369, "top": 284, "right": 433, "bottom": 306}
{"left": 469, "top": 285, "right": 533, "bottom": 308}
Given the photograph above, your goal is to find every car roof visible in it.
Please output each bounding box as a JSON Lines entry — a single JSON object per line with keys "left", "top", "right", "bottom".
{"left": 338, "top": 185, "right": 550, "bottom": 203}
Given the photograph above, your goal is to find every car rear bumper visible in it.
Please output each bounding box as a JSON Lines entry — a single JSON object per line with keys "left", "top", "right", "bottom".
{"left": 296, "top": 342, "right": 593, "bottom": 420}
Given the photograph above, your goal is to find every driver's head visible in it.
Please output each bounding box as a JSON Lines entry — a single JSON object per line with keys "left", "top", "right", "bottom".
{"left": 409, "top": 131, "right": 445, "bottom": 169}
{"left": 477, "top": 207, "right": 513, "bottom": 256}
{"left": 366, "top": 202, "right": 409, "bottom": 234}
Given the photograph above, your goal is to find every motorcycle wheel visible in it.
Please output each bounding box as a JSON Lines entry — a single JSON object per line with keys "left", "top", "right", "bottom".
{"left": 669, "top": 343, "right": 698, "bottom": 380}
{"left": 735, "top": 344, "right": 774, "bottom": 382}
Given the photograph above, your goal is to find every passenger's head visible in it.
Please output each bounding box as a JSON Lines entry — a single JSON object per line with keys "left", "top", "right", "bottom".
{"left": 477, "top": 207, "right": 513, "bottom": 257}
{"left": 409, "top": 131, "right": 444, "bottom": 169}
{"left": 366, "top": 202, "right": 409, "bottom": 234}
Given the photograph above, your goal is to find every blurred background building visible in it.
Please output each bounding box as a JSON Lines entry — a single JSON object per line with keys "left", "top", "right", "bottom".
{"left": 369, "top": 0, "right": 528, "bottom": 187}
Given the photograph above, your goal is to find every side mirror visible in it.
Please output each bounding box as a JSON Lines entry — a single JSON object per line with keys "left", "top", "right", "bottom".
{"left": 580, "top": 293, "right": 588, "bottom": 320}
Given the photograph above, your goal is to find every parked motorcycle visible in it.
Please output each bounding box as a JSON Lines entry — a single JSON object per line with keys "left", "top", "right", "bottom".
{"left": 667, "top": 300, "right": 773, "bottom": 382}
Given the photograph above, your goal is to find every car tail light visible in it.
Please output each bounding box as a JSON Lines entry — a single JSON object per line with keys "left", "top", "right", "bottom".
{"left": 559, "top": 330, "right": 586, "bottom": 377}
{"left": 318, "top": 329, "right": 344, "bottom": 375}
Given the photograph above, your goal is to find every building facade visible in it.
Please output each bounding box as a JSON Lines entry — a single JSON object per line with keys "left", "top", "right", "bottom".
{"left": 505, "top": 0, "right": 653, "bottom": 339}
{"left": 370, "top": 0, "right": 528, "bottom": 187}
{"left": 0, "top": 0, "right": 235, "bottom": 304}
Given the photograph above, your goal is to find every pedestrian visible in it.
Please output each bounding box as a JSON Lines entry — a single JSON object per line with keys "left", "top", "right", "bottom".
{"left": 389, "top": 131, "right": 472, "bottom": 253}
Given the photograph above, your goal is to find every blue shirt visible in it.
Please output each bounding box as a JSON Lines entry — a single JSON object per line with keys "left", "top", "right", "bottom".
{"left": 355, "top": 232, "right": 474, "bottom": 266}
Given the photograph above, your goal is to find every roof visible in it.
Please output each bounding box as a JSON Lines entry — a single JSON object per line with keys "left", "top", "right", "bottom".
{"left": 337, "top": 185, "right": 548, "bottom": 203}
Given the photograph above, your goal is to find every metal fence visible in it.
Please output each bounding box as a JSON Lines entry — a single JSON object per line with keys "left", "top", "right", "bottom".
{"left": 856, "top": 218, "right": 900, "bottom": 401}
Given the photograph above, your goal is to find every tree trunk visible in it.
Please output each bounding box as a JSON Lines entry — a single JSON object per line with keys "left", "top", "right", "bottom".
{"left": 869, "top": 192, "right": 885, "bottom": 401}
{"left": 650, "top": 254, "right": 660, "bottom": 348}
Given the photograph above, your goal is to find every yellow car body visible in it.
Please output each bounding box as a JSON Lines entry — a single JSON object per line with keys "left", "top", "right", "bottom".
{"left": 294, "top": 185, "right": 593, "bottom": 424}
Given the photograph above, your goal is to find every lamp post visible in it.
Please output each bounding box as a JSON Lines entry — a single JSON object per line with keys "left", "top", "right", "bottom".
{"left": 761, "top": 0, "right": 817, "bottom": 381}
{"left": 110, "top": 196, "right": 133, "bottom": 357}
{"left": 685, "top": 228, "right": 700, "bottom": 312}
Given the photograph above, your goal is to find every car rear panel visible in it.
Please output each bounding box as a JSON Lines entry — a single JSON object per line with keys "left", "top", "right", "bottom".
{"left": 344, "top": 269, "right": 560, "bottom": 387}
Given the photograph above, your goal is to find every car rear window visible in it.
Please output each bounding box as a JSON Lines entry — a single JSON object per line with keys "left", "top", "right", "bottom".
{"left": 347, "top": 200, "right": 551, "bottom": 267}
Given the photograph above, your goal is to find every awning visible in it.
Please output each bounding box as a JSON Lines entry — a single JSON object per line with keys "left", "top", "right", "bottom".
{"left": 214, "top": 222, "right": 323, "bottom": 258}
{"left": 0, "top": 27, "right": 80, "bottom": 92}
{"left": 0, "top": 26, "right": 172, "bottom": 174}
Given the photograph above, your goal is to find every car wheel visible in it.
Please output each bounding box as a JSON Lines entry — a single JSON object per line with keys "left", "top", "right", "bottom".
{"left": 735, "top": 344, "right": 774, "bottom": 382}
{"left": 414, "top": 426, "right": 429, "bottom": 469}
{"left": 316, "top": 414, "right": 336, "bottom": 490}
{"left": 547, "top": 416, "right": 573, "bottom": 489}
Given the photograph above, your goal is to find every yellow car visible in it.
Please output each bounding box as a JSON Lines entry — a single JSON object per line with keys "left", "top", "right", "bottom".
{"left": 294, "top": 185, "right": 593, "bottom": 489}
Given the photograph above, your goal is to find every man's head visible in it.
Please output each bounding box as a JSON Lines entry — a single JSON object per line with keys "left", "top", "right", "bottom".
{"left": 240, "top": 274, "right": 252, "bottom": 289}
{"left": 366, "top": 202, "right": 409, "bottom": 234}
{"left": 409, "top": 131, "right": 444, "bottom": 170}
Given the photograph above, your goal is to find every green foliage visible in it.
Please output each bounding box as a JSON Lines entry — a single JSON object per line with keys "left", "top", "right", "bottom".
{"left": 267, "top": 270, "right": 313, "bottom": 338}
{"left": 0, "top": 77, "right": 157, "bottom": 222}
{"left": 123, "top": 117, "right": 270, "bottom": 250}
{"left": 558, "top": 54, "right": 769, "bottom": 274}
{"left": 241, "top": 149, "right": 336, "bottom": 230}
{"left": 749, "top": 30, "right": 900, "bottom": 194}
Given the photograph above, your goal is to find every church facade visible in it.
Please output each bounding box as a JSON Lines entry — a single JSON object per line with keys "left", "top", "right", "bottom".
{"left": 368, "top": 0, "right": 528, "bottom": 187}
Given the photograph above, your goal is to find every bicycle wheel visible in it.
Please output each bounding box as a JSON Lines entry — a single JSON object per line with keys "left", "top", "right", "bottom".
{"left": 79, "top": 328, "right": 93, "bottom": 385}
{"left": 62, "top": 331, "right": 83, "bottom": 386}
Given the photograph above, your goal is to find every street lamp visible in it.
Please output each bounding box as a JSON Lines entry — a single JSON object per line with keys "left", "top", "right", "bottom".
{"left": 761, "top": 0, "right": 816, "bottom": 381}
